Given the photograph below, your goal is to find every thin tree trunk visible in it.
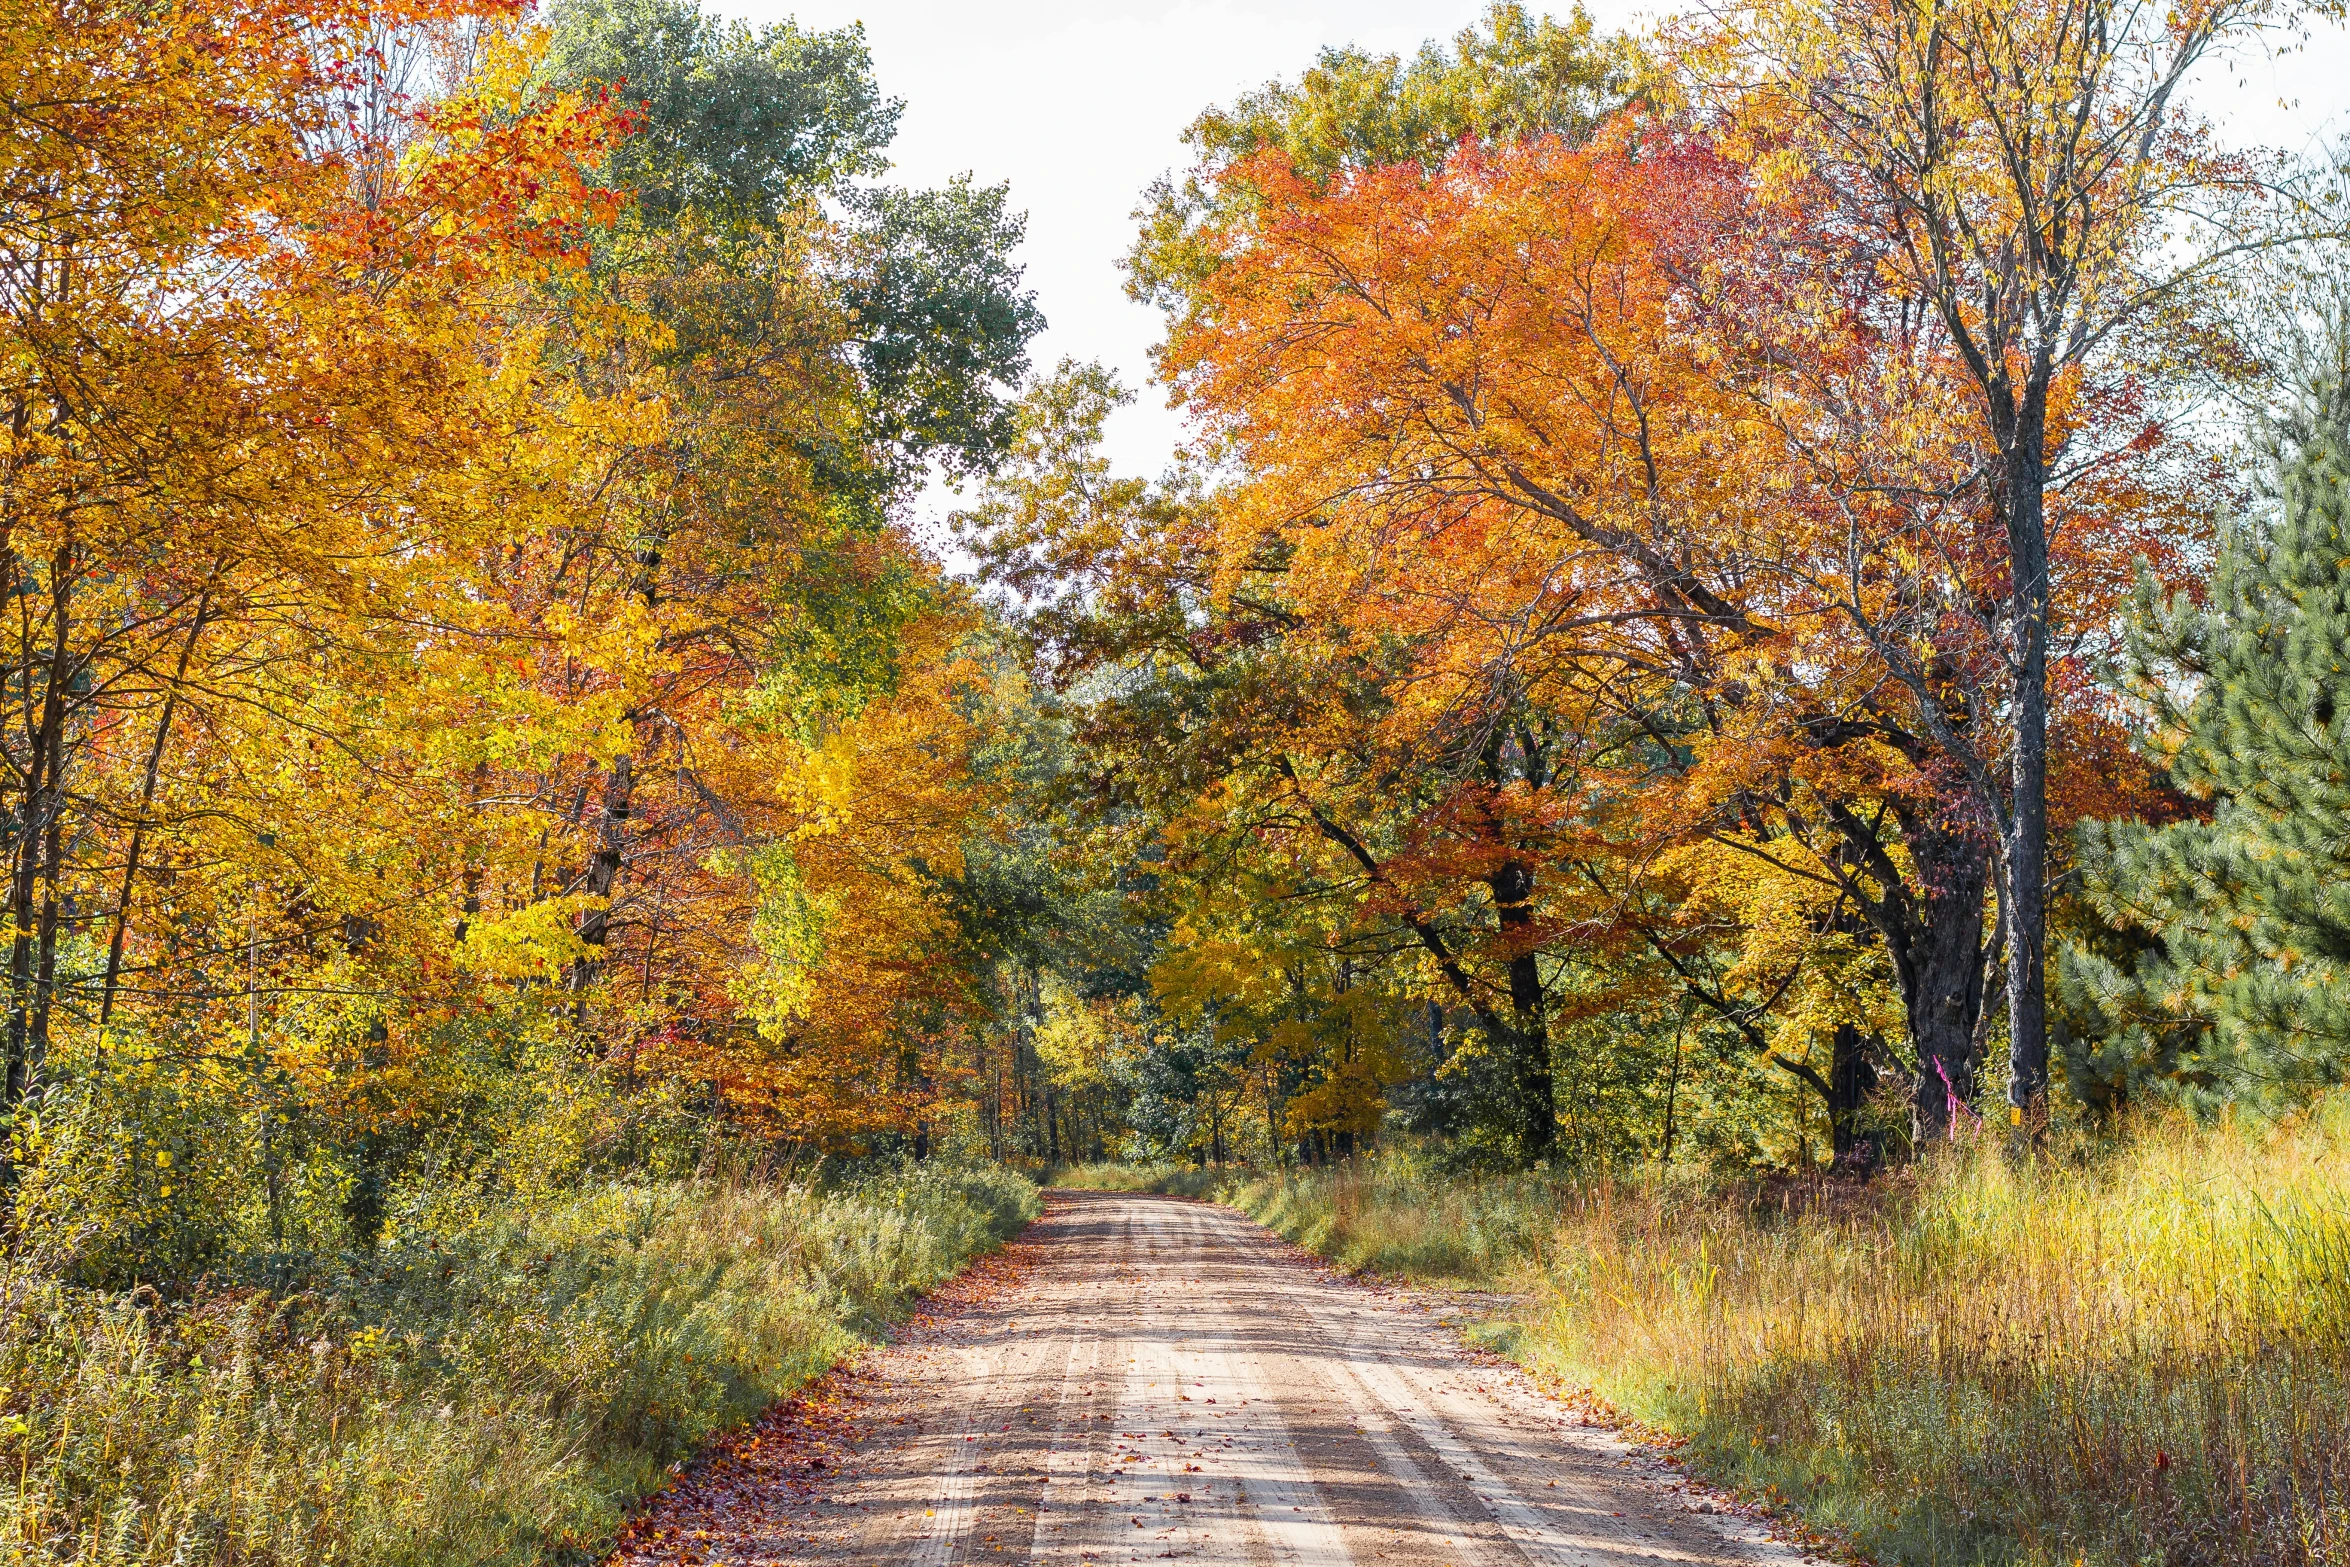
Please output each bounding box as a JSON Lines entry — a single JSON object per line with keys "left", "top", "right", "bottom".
{"left": 1827, "top": 1022, "right": 1880, "bottom": 1172}
{"left": 29, "top": 805, "right": 61, "bottom": 1064}
{"left": 1657, "top": 1017, "right": 1684, "bottom": 1170}
{"left": 7, "top": 544, "right": 71, "bottom": 1115}
{"left": 250, "top": 903, "right": 282, "bottom": 1248}
{"left": 568, "top": 753, "right": 634, "bottom": 1009}
{"left": 1492, "top": 860, "right": 1555, "bottom": 1163}
{"left": 101, "top": 593, "right": 210, "bottom": 1031}
{"left": 1264, "top": 1064, "right": 1281, "bottom": 1165}
{"left": 2003, "top": 427, "right": 2052, "bottom": 1121}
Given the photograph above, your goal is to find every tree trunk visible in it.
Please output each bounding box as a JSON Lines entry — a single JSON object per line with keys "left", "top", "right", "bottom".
{"left": 29, "top": 805, "right": 62, "bottom": 1061}
{"left": 1492, "top": 860, "right": 1555, "bottom": 1162}
{"left": 568, "top": 753, "right": 634, "bottom": 1005}
{"left": 6, "top": 546, "right": 71, "bottom": 1116}
{"left": 1264, "top": 1065, "right": 1283, "bottom": 1165}
{"left": 2003, "top": 426, "right": 2052, "bottom": 1121}
{"left": 1827, "top": 1022, "right": 1880, "bottom": 1173}
{"left": 102, "top": 594, "right": 210, "bottom": 1030}
{"left": 1657, "top": 1019, "right": 1684, "bottom": 1169}
{"left": 1900, "top": 813, "right": 1991, "bottom": 1143}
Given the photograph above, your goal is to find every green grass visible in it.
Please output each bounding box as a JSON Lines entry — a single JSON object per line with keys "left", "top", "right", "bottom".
{"left": 0, "top": 1162, "right": 1038, "bottom": 1566}
{"left": 1047, "top": 1160, "right": 1227, "bottom": 1197}
{"left": 1225, "top": 1163, "right": 1569, "bottom": 1280}
{"left": 1221, "top": 1110, "right": 2350, "bottom": 1567}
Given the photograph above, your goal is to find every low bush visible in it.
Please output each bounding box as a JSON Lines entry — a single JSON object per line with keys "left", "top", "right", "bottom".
{"left": 0, "top": 1163, "right": 1039, "bottom": 1566}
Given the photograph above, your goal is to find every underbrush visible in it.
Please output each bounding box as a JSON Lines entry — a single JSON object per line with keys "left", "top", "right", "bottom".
{"left": 1047, "top": 1160, "right": 1227, "bottom": 1197}
{"left": 0, "top": 1163, "right": 1038, "bottom": 1567}
{"left": 1224, "top": 1162, "right": 1567, "bottom": 1280}
{"left": 1230, "top": 1111, "right": 2350, "bottom": 1567}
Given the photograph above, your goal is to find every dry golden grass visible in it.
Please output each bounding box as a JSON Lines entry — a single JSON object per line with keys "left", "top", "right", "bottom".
{"left": 1231, "top": 1106, "right": 2350, "bottom": 1567}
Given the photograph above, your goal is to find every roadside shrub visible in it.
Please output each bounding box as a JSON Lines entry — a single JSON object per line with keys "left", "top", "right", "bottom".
{"left": 1226, "top": 1162, "right": 1568, "bottom": 1280}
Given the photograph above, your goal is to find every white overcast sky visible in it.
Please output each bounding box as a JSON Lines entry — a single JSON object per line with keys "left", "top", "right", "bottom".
{"left": 728, "top": 0, "right": 2349, "bottom": 512}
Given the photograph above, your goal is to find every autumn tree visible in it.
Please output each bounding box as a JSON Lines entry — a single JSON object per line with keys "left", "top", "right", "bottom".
{"left": 0, "top": 0, "right": 1047, "bottom": 1269}
{"left": 322, "top": 0, "right": 1044, "bottom": 1146}
{"left": 0, "top": 0, "right": 633, "bottom": 1133}
{"left": 1129, "top": 2, "right": 1639, "bottom": 328}
{"left": 1689, "top": 0, "right": 2331, "bottom": 1120}
{"left": 965, "top": 361, "right": 1894, "bottom": 1167}
{"left": 1139, "top": 89, "right": 2199, "bottom": 1147}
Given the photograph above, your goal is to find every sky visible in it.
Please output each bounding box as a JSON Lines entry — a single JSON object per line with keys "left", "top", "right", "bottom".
{"left": 729, "top": 0, "right": 2350, "bottom": 516}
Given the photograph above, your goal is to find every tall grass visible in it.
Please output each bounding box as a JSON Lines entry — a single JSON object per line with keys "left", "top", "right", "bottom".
{"left": 0, "top": 1163, "right": 1038, "bottom": 1566}
{"left": 1227, "top": 1162, "right": 1570, "bottom": 1279}
{"left": 1227, "top": 1109, "right": 2350, "bottom": 1567}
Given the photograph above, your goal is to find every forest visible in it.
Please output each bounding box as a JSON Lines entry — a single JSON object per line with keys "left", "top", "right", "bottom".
{"left": 5, "top": 0, "right": 2350, "bottom": 1560}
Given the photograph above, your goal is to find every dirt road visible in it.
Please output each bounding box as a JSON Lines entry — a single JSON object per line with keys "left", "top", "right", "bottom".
{"left": 613, "top": 1190, "right": 1821, "bottom": 1567}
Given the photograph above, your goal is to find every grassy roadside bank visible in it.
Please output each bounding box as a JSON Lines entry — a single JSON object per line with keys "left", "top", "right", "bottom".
{"left": 1046, "top": 1161, "right": 1225, "bottom": 1198}
{"left": 1068, "top": 1111, "right": 2350, "bottom": 1567}
{"left": 1, "top": 1164, "right": 1038, "bottom": 1567}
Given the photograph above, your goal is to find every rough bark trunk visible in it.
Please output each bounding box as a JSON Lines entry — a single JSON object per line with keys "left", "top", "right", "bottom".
{"left": 2002, "top": 424, "right": 2051, "bottom": 1120}
{"left": 1900, "top": 812, "right": 1991, "bottom": 1143}
{"left": 1492, "top": 860, "right": 1555, "bottom": 1163}
{"left": 569, "top": 754, "right": 635, "bottom": 1006}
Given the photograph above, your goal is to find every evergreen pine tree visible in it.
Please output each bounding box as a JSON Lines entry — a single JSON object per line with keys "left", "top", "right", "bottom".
{"left": 2067, "top": 336, "right": 2350, "bottom": 1111}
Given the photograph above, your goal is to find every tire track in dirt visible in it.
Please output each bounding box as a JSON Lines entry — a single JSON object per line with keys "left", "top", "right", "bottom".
{"left": 608, "top": 1191, "right": 1830, "bottom": 1567}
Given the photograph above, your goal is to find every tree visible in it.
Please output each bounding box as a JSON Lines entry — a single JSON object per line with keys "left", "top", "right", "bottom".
{"left": 1, "top": 0, "right": 1046, "bottom": 1227}
{"left": 2070, "top": 329, "right": 2350, "bottom": 1108}
{"left": 0, "top": 0, "right": 632, "bottom": 1128}
{"left": 1129, "top": 2, "right": 1638, "bottom": 323}
{"left": 543, "top": 0, "right": 900, "bottom": 227}
{"left": 374, "top": 0, "right": 1049, "bottom": 1143}
{"left": 1156, "top": 119, "right": 2193, "bottom": 1143}
{"left": 1691, "top": 0, "right": 2328, "bottom": 1122}
{"left": 545, "top": 0, "right": 1042, "bottom": 487}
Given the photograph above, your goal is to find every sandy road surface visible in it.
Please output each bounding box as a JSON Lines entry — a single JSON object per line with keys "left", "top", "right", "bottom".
{"left": 612, "top": 1191, "right": 1821, "bottom": 1567}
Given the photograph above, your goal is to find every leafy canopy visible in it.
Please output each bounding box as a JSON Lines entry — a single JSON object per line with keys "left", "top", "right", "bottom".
{"left": 544, "top": 0, "right": 899, "bottom": 222}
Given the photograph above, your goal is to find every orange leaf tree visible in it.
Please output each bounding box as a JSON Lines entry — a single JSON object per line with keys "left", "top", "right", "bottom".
{"left": 1153, "top": 119, "right": 2196, "bottom": 1151}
